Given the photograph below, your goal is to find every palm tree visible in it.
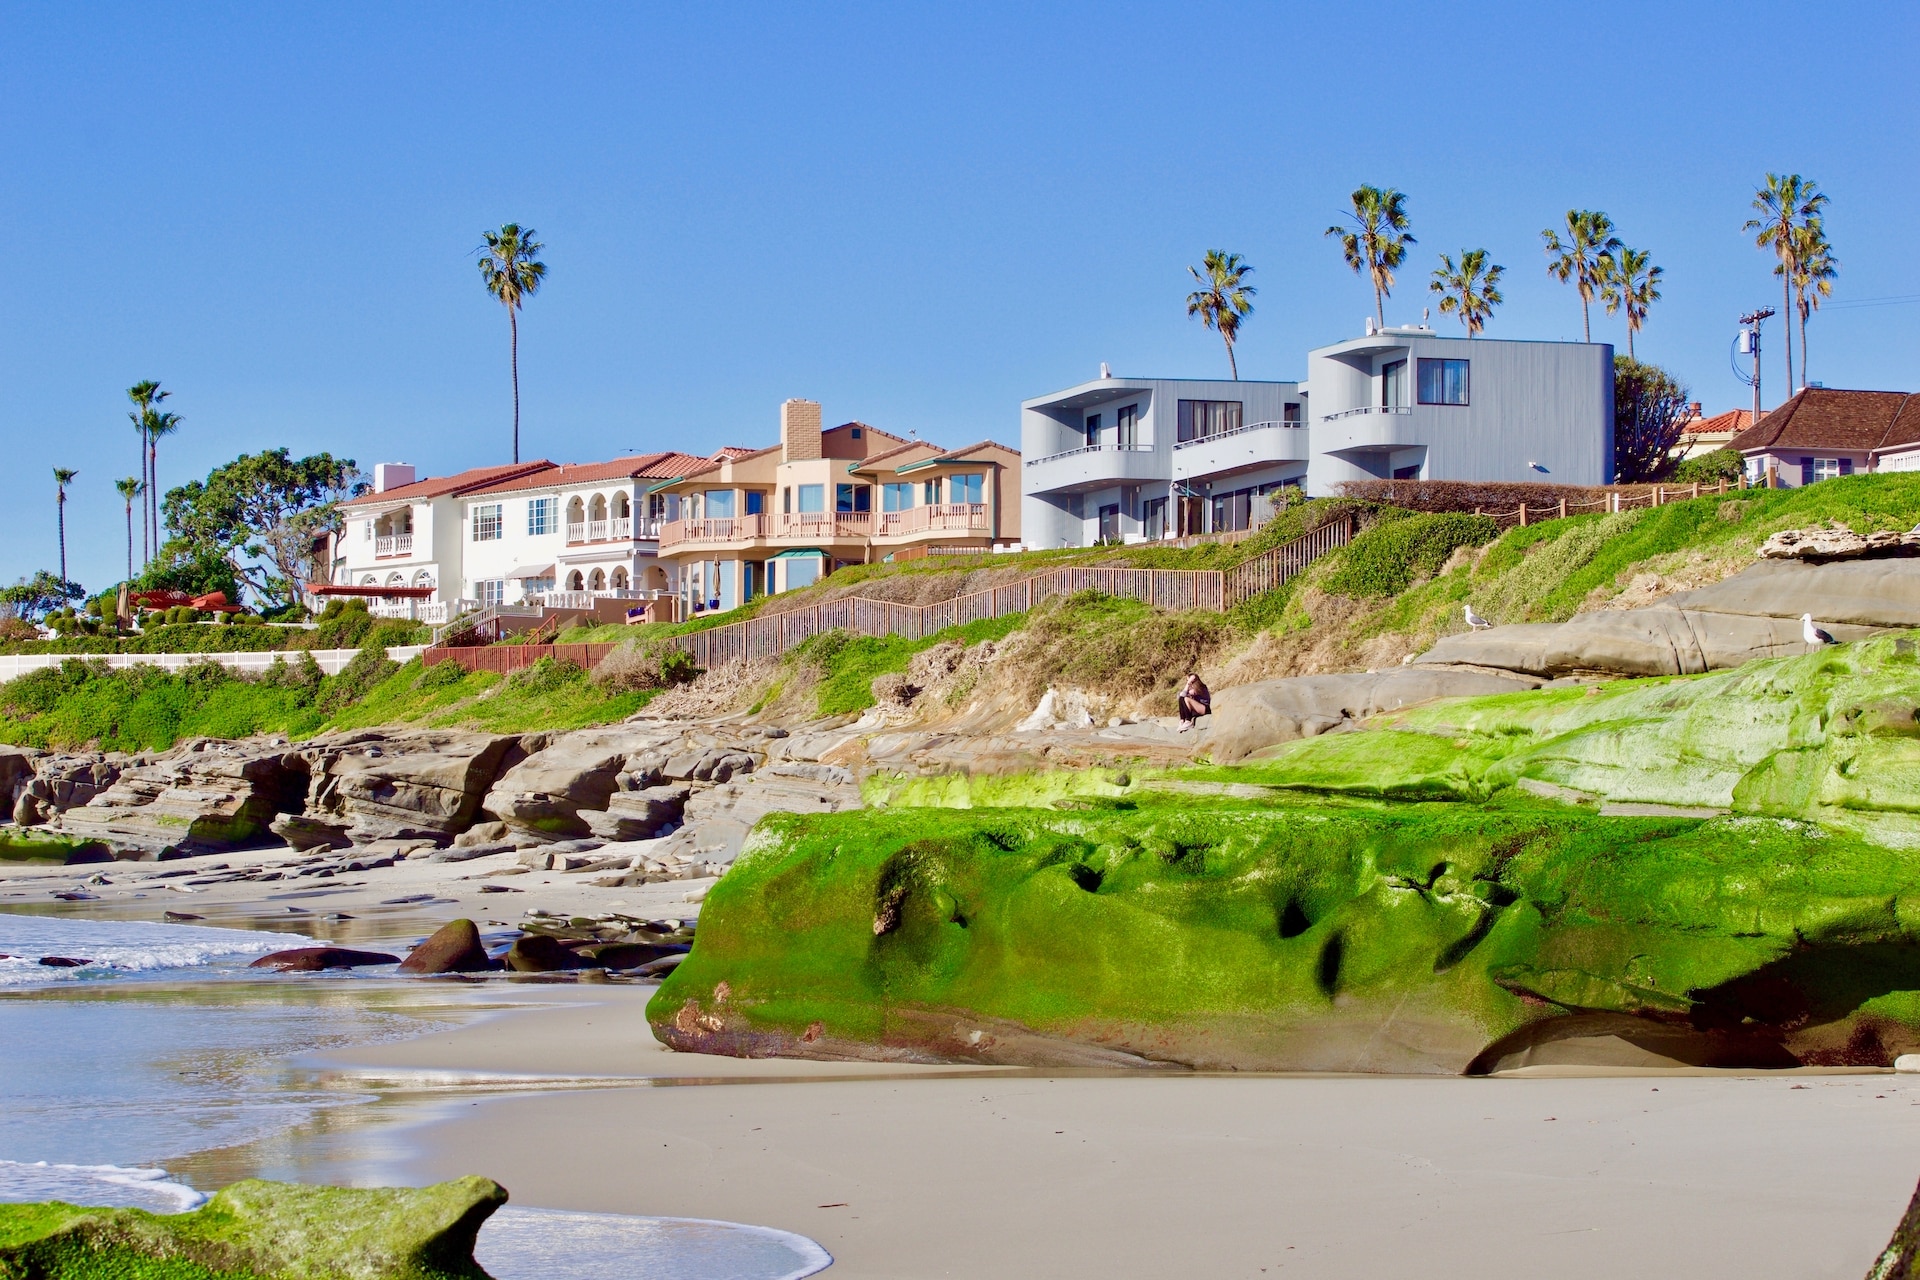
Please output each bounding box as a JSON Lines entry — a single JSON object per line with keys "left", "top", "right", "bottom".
{"left": 115, "top": 477, "right": 143, "bottom": 582}
{"left": 1428, "top": 249, "right": 1504, "bottom": 337}
{"left": 1789, "top": 221, "right": 1839, "bottom": 387}
{"left": 1744, "top": 174, "right": 1827, "bottom": 394}
{"left": 1185, "top": 251, "right": 1257, "bottom": 379}
{"left": 1540, "top": 210, "right": 1621, "bottom": 342}
{"left": 145, "top": 410, "right": 181, "bottom": 546}
{"left": 1600, "top": 247, "right": 1663, "bottom": 360}
{"left": 477, "top": 223, "right": 548, "bottom": 463}
{"left": 53, "top": 468, "right": 77, "bottom": 586}
{"left": 1325, "top": 186, "right": 1415, "bottom": 330}
{"left": 126, "top": 380, "right": 166, "bottom": 566}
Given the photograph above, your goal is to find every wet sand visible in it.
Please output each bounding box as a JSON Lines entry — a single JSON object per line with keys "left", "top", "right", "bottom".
{"left": 299, "top": 988, "right": 1920, "bottom": 1280}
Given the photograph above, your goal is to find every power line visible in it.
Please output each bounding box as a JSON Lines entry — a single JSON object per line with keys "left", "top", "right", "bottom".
{"left": 1821, "top": 292, "right": 1920, "bottom": 311}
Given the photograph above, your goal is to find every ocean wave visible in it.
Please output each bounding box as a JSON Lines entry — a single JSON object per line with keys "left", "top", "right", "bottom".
{"left": 0, "top": 1159, "right": 207, "bottom": 1212}
{"left": 0, "top": 916, "right": 304, "bottom": 986}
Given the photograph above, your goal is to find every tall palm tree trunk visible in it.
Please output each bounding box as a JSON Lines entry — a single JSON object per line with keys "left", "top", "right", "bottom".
{"left": 125, "top": 498, "right": 133, "bottom": 582}
{"left": 1223, "top": 335, "right": 1238, "bottom": 381}
{"left": 1373, "top": 287, "right": 1384, "bottom": 331}
{"left": 57, "top": 493, "right": 67, "bottom": 584}
{"left": 1582, "top": 298, "right": 1591, "bottom": 344}
{"left": 139, "top": 426, "right": 149, "bottom": 567}
{"left": 149, "top": 444, "right": 158, "bottom": 554}
{"left": 1783, "top": 276, "right": 1795, "bottom": 394}
{"left": 510, "top": 306, "right": 521, "bottom": 464}
{"left": 1798, "top": 293, "right": 1810, "bottom": 388}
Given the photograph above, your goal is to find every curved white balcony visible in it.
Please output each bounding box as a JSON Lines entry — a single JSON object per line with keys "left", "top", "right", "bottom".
{"left": 1172, "top": 421, "right": 1309, "bottom": 481}
{"left": 1023, "top": 443, "right": 1162, "bottom": 495}
{"left": 1316, "top": 405, "right": 1426, "bottom": 454}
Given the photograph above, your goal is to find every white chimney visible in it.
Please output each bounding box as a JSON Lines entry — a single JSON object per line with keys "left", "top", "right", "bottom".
{"left": 1364, "top": 317, "right": 1376, "bottom": 336}
{"left": 372, "top": 463, "right": 416, "bottom": 493}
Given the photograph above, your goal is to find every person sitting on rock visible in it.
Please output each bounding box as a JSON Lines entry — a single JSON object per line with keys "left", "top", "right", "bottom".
{"left": 1177, "top": 674, "right": 1211, "bottom": 732}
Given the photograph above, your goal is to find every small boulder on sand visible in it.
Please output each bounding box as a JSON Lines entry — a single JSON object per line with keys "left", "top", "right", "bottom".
{"left": 396, "top": 919, "right": 493, "bottom": 974}
{"left": 250, "top": 947, "right": 399, "bottom": 971}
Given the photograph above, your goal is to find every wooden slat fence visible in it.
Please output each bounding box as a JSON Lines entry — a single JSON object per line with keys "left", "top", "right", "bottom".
{"left": 421, "top": 519, "right": 1356, "bottom": 674}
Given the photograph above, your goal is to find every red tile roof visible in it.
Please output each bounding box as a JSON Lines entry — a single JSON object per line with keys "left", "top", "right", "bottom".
{"left": 1733, "top": 389, "right": 1920, "bottom": 454}
{"left": 465, "top": 452, "right": 711, "bottom": 496}
{"left": 1679, "top": 409, "right": 1753, "bottom": 439}
{"left": 341, "top": 461, "right": 554, "bottom": 507}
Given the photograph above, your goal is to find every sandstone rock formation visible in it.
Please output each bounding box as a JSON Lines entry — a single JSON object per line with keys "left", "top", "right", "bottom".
{"left": 298, "top": 729, "right": 517, "bottom": 845}
{"left": 1415, "top": 557, "right": 1920, "bottom": 678}
{"left": 56, "top": 739, "right": 305, "bottom": 856}
{"left": 1207, "top": 668, "right": 1542, "bottom": 763}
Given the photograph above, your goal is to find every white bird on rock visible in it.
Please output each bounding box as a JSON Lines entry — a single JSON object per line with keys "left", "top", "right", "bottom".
{"left": 1802, "top": 613, "right": 1837, "bottom": 648}
{"left": 1464, "top": 604, "right": 1493, "bottom": 630}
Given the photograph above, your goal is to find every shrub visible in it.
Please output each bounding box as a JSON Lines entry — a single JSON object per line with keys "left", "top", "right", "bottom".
{"left": 259, "top": 651, "right": 325, "bottom": 698}
{"left": 316, "top": 644, "right": 400, "bottom": 714}
{"left": 416, "top": 658, "right": 469, "bottom": 690}
{"left": 506, "top": 656, "right": 586, "bottom": 695}
{"left": 591, "top": 639, "right": 700, "bottom": 694}
{"left": 1321, "top": 512, "right": 1501, "bottom": 598}
{"left": 1671, "top": 447, "right": 1745, "bottom": 485}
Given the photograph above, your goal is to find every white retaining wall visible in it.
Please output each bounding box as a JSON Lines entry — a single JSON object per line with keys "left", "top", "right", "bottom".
{"left": 0, "top": 646, "right": 429, "bottom": 683}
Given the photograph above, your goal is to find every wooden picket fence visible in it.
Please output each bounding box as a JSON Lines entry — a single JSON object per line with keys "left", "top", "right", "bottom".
{"left": 422, "top": 517, "right": 1356, "bottom": 675}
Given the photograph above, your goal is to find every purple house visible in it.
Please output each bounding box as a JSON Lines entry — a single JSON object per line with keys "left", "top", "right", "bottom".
{"left": 1732, "top": 388, "right": 1920, "bottom": 485}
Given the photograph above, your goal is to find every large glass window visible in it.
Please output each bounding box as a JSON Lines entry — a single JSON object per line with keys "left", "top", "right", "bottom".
{"left": 472, "top": 504, "right": 502, "bottom": 541}
{"left": 1283, "top": 403, "right": 1302, "bottom": 425}
{"left": 882, "top": 482, "right": 914, "bottom": 511}
{"left": 745, "top": 491, "right": 765, "bottom": 515}
{"left": 923, "top": 477, "right": 943, "bottom": 505}
{"left": 835, "top": 484, "right": 871, "bottom": 514}
{"left": 1084, "top": 413, "right": 1102, "bottom": 447}
{"left": 1381, "top": 360, "right": 1407, "bottom": 408}
{"left": 1417, "top": 358, "right": 1471, "bottom": 405}
{"left": 527, "top": 497, "right": 555, "bottom": 536}
{"left": 949, "top": 473, "right": 984, "bottom": 504}
{"left": 783, "top": 556, "right": 822, "bottom": 590}
{"left": 1176, "top": 400, "right": 1243, "bottom": 442}
{"left": 704, "top": 489, "right": 735, "bottom": 518}
{"left": 1117, "top": 404, "right": 1138, "bottom": 447}
{"left": 797, "top": 484, "right": 825, "bottom": 513}
{"left": 476, "top": 579, "right": 504, "bottom": 605}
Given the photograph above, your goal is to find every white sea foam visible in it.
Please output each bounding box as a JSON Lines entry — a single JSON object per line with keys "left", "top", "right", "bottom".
{"left": 477, "top": 1207, "right": 832, "bottom": 1280}
{"left": 0, "top": 915, "right": 302, "bottom": 987}
{"left": 0, "top": 1159, "right": 207, "bottom": 1212}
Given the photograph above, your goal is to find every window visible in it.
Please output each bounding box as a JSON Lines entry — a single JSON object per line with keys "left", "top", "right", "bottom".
{"left": 923, "top": 477, "right": 943, "bottom": 505}
{"left": 949, "top": 473, "right": 984, "bottom": 504}
{"left": 781, "top": 486, "right": 791, "bottom": 514}
{"left": 527, "top": 497, "right": 555, "bottom": 536}
{"left": 1084, "top": 413, "right": 1102, "bottom": 447}
{"left": 745, "top": 491, "right": 765, "bottom": 515}
{"left": 1117, "top": 404, "right": 1138, "bottom": 447}
{"left": 1142, "top": 496, "right": 1168, "bottom": 540}
{"left": 704, "top": 489, "right": 735, "bottom": 518}
{"left": 1417, "top": 358, "right": 1470, "bottom": 405}
{"left": 476, "top": 579, "right": 504, "bottom": 605}
{"left": 1381, "top": 360, "right": 1407, "bottom": 408}
{"left": 362, "top": 519, "right": 373, "bottom": 541}
{"left": 521, "top": 576, "right": 554, "bottom": 596}
{"left": 783, "top": 556, "right": 822, "bottom": 590}
{"left": 1805, "top": 457, "right": 1849, "bottom": 483}
{"left": 1394, "top": 464, "right": 1421, "bottom": 480}
{"left": 850, "top": 427, "right": 862, "bottom": 439}
{"left": 1283, "top": 403, "right": 1303, "bottom": 425}
{"left": 472, "top": 504, "right": 502, "bottom": 541}
{"left": 1176, "top": 400, "right": 1243, "bottom": 442}
{"left": 882, "top": 482, "right": 914, "bottom": 512}
{"left": 1098, "top": 504, "right": 1121, "bottom": 544}
{"left": 797, "top": 484, "right": 825, "bottom": 513}
{"left": 835, "top": 484, "right": 871, "bottom": 514}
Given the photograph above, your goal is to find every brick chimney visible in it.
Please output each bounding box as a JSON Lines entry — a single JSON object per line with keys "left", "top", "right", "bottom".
{"left": 781, "top": 399, "right": 822, "bottom": 462}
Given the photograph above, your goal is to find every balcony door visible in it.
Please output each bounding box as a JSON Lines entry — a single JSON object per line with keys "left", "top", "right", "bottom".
{"left": 1381, "top": 359, "right": 1407, "bottom": 409}
{"left": 1098, "top": 503, "right": 1121, "bottom": 544}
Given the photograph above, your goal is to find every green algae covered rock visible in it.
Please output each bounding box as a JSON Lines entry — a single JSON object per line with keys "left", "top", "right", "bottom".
{"left": 648, "top": 796, "right": 1920, "bottom": 1074}
{"left": 0, "top": 1176, "right": 506, "bottom": 1280}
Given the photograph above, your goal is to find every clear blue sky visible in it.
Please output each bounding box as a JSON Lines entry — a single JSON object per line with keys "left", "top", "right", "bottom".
{"left": 3, "top": 1, "right": 1915, "bottom": 591}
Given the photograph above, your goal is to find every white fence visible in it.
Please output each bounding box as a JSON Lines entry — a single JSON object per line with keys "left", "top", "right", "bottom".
{"left": 0, "top": 646, "right": 429, "bottom": 684}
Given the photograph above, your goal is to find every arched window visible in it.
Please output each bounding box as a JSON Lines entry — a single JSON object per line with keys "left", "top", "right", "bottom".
{"left": 412, "top": 569, "right": 435, "bottom": 588}
{"left": 610, "top": 567, "right": 630, "bottom": 590}
{"left": 612, "top": 492, "right": 631, "bottom": 519}
{"left": 386, "top": 572, "right": 405, "bottom": 586}
{"left": 566, "top": 570, "right": 584, "bottom": 591}
{"left": 360, "top": 575, "right": 377, "bottom": 586}
{"left": 643, "top": 565, "right": 667, "bottom": 591}
{"left": 566, "top": 496, "right": 586, "bottom": 526}
{"left": 588, "top": 568, "right": 606, "bottom": 591}
{"left": 589, "top": 494, "right": 608, "bottom": 522}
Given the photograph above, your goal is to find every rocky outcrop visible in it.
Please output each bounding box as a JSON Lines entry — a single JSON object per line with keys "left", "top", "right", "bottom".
{"left": 1207, "top": 669, "right": 1542, "bottom": 763}
{"left": 397, "top": 918, "right": 493, "bottom": 974}
{"left": 54, "top": 739, "right": 306, "bottom": 855}
{"left": 298, "top": 729, "right": 517, "bottom": 845}
{"left": 482, "top": 727, "right": 697, "bottom": 840}
{"left": 1416, "top": 558, "right": 1920, "bottom": 678}
{"left": 0, "top": 1176, "right": 507, "bottom": 1280}
{"left": 1756, "top": 523, "right": 1920, "bottom": 560}
{"left": 250, "top": 946, "right": 400, "bottom": 971}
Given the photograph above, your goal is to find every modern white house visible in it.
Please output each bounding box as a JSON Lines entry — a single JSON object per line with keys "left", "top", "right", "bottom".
{"left": 1023, "top": 328, "right": 1616, "bottom": 547}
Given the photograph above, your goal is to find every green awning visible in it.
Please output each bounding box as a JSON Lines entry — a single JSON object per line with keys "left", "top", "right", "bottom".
{"left": 770, "top": 548, "right": 826, "bottom": 560}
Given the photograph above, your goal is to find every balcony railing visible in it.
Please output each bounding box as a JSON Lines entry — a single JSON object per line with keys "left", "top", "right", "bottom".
{"left": 657, "top": 512, "right": 874, "bottom": 550}
{"left": 778, "top": 512, "right": 871, "bottom": 539}
{"left": 1322, "top": 405, "right": 1414, "bottom": 421}
{"left": 374, "top": 533, "right": 414, "bottom": 557}
{"left": 530, "top": 588, "right": 662, "bottom": 611}
{"left": 876, "top": 503, "right": 990, "bottom": 538}
{"left": 659, "top": 513, "right": 771, "bottom": 550}
{"left": 370, "top": 595, "right": 471, "bottom": 623}
{"left": 565, "top": 516, "right": 638, "bottom": 545}
{"left": 1025, "top": 442, "right": 1156, "bottom": 467}
{"left": 1173, "top": 420, "right": 1303, "bottom": 449}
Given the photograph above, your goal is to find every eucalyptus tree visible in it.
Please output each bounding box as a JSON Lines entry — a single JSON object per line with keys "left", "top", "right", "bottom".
{"left": 477, "top": 223, "right": 548, "bottom": 463}
{"left": 1185, "top": 251, "right": 1257, "bottom": 379}
{"left": 115, "top": 477, "right": 143, "bottom": 582}
{"left": 1540, "top": 210, "right": 1621, "bottom": 342}
{"left": 1744, "top": 174, "right": 1828, "bottom": 393}
{"left": 1600, "top": 247, "right": 1663, "bottom": 360}
{"left": 1788, "top": 222, "right": 1839, "bottom": 386}
{"left": 53, "top": 468, "right": 77, "bottom": 586}
{"left": 126, "top": 380, "right": 167, "bottom": 565}
{"left": 1325, "top": 186, "right": 1415, "bottom": 330}
{"left": 1428, "top": 249, "right": 1504, "bottom": 337}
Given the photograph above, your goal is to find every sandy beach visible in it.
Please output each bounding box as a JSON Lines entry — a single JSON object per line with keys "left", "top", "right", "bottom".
{"left": 283, "top": 987, "right": 1920, "bottom": 1280}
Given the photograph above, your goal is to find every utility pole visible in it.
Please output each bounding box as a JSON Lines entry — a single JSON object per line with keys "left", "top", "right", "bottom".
{"left": 1738, "top": 308, "right": 1776, "bottom": 425}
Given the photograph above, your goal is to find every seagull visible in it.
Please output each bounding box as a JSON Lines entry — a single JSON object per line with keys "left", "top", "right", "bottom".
{"left": 1464, "top": 604, "right": 1493, "bottom": 630}
{"left": 1802, "top": 613, "right": 1837, "bottom": 648}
